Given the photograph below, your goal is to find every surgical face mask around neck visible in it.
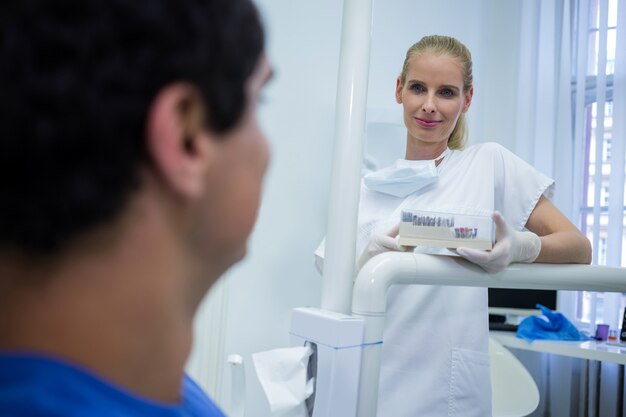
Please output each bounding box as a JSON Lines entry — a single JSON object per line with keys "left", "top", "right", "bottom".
{"left": 363, "top": 148, "right": 450, "bottom": 198}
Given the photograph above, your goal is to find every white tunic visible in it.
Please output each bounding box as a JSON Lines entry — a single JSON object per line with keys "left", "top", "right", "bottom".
{"left": 321, "top": 142, "right": 554, "bottom": 416}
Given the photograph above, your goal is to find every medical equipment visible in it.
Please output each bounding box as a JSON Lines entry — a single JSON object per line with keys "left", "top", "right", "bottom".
{"left": 319, "top": 0, "right": 373, "bottom": 316}
{"left": 489, "top": 337, "right": 539, "bottom": 416}
{"left": 398, "top": 209, "right": 494, "bottom": 250}
{"left": 290, "top": 308, "right": 364, "bottom": 417}
{"left": 285, "top": 251, "right": 626, "bottom": 416}
{"left": 351, "top": 253, "right": 626, "bottom": 417}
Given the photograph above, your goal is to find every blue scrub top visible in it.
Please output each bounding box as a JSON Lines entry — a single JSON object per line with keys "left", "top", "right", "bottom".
{"left": 0, "top": 353, "right": 226, "bottom": 417}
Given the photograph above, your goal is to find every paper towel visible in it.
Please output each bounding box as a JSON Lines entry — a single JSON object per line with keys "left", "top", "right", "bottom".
{"left": 252, "top": 345, "right": 315, "bottom": 417}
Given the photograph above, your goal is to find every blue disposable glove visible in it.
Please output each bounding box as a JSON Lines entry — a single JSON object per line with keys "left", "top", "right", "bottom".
{"left": 516, "top": 304, "right": 590, "bottom": 342}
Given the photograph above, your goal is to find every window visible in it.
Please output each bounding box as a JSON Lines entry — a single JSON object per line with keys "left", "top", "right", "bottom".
{"left": 573, "top": 0, "right": 625, "bottom": 328}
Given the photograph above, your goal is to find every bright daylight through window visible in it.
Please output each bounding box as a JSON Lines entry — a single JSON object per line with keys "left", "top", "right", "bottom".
{"left": 574, "top": 0, "right": 625, "bottom": 326}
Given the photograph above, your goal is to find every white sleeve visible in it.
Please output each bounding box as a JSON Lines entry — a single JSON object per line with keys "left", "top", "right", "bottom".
{"left": 492, "top": 143, "right": 555, "bottom": 230}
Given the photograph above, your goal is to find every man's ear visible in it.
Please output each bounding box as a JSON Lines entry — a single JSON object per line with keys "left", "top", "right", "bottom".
{"left": 145, "top": 83, "right": 215, "bottom": 199}
{"left": 395, "top": 77, "right": 403, "bottom": 104}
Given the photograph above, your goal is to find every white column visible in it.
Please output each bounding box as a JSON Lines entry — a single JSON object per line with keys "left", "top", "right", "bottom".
{"left": 321, "top": 0, "right": 374, "bottom": 314}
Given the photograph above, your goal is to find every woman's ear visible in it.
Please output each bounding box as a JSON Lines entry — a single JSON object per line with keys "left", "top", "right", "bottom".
{"left": 145, "top": 83, "right": 215, "bottom": 199}
{"left": 462, "top": 85, "right": 474, "bottom": 113}
{"left": 395, "top": 77, "right": 403, "bottom": 104}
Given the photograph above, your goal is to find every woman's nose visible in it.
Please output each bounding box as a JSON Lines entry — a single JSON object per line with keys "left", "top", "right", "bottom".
{"left": 421, "top": 95, "right": 436, "bottom": 113}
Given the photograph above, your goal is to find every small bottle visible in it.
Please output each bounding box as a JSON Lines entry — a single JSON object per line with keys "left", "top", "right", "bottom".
{"left": 608, "top": 329, "right": 618, "bottom": 342}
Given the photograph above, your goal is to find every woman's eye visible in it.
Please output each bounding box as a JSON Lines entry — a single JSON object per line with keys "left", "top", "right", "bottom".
{"left": 439, "top": 88, "right": 455, "bottom": 98}
{"left": 409, "top": 84, "right": 425, "bottom": 93}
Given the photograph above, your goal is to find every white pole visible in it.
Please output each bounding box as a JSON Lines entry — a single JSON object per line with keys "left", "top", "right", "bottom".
{"left": 321, "top": 0, "right": 374, "bottom": 314}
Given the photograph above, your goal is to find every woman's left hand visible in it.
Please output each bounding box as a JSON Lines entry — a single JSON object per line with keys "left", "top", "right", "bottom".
{"left": 456, "top": 211, "right": 541, "bottom": 273}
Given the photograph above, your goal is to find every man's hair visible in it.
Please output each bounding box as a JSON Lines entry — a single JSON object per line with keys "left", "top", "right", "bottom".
{"left": 0, "top": 0, "right": 264, "bottom": 254}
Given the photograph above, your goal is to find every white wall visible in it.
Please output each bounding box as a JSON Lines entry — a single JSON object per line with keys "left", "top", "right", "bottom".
{"left": 188, "top": 1, "right": 526, "bottom": 416}
{"left": 217, "top": 1, "right": 343, "bottom": 415}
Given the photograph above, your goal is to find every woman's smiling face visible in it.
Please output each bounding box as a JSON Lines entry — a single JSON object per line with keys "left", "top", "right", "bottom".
{"left": 396, "top": 51, "right": 473, "bottom": 147}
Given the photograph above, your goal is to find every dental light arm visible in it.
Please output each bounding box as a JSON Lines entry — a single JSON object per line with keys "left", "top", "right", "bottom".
{"left": 351, "top": 252, "right": 626, "bottom": 417}
{"left": 355, "top": 225, "right": 409, "bottom": 274}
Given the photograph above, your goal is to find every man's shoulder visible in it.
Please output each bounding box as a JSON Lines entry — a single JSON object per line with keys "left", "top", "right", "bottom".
{"left": 0, "top": 354, "right": 100, "bottom": 416}
{"left": 182, "top": 375, "right": 227, "bottom": 417}
{"left": 0, "top": 354, "right": 225, "bottom": 417}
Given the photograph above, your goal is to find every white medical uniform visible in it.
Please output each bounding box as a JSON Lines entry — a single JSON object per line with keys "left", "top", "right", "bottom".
{"left": 316, "top": 142, "right": 554, "bottom": 417}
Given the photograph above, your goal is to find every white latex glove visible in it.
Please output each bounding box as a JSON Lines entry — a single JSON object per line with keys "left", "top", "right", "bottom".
{"left": 456, "top": 211, "right": 541, "bottom": 273}
{"left": 355, "top": 224, "right": 409, "bottom": 273}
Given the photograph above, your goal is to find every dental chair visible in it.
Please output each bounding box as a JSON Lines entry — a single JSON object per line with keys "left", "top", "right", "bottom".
{"left": 489, "top": 337, "right": 539, "bottom": 417}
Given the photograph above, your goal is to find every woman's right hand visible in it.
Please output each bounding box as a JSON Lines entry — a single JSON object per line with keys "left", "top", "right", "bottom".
{"left": 355, "top": 224, "right": 412, "bottom": 273}
{"left": 456, "top": 211, "right": 541, "bottom": 273}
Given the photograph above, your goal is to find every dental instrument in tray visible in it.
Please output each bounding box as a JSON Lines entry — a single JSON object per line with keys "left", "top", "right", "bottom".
{"left": 398, "top": 209, "right": 495, "bottom": 250}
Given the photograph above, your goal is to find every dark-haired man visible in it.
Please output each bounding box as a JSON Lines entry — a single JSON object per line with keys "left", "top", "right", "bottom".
{"left": 0, "top": 1, "right": 271, "bottom": 415}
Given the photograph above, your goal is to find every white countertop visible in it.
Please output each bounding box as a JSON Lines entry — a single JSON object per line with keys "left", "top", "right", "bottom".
{"left": 490, "top": 331, "right": 626, "bottom": 365}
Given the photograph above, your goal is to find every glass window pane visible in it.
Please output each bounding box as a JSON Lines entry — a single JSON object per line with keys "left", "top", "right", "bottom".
{"left": 583, "top": 213, "right": 609, "bottom": 248}
{"left": 590, "top": 0, "right": 600, "bottom": 29}
{"left": 576, "top": 0, "right": 623, "bottom": 324}
{"left": 578, "top": 291, "right": 588, "bottom": 322}
{"left": 578, "top": 292, "right": 606, "bottom": 324}
{"left": 607, "top": 28, "right": 616, "bottom": 74}
{"left": 584, "top": 102, "right": 614, "bottom": 205}
{"left": 588, "top": 30, "right": 598, "bottom": 75}
{"left": 584, "top": 103, "right": 595, "bottom": 206}
{"left": 609, "top": 0, "right": 618, "bottom": 27}
{"left": 603, "top": 101, "right": 612, "bottom": 164}
{"left": 621, "top": 214, "right": 626, "bottom": 266}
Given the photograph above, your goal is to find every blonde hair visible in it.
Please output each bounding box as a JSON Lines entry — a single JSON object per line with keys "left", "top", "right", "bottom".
{"left": 399, "top": 35, "right": 473, "bottom": 150}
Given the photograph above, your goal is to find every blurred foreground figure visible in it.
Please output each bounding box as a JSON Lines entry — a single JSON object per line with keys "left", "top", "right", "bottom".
{"left": 0, "top": 1, "right": 271, "bottom": 415}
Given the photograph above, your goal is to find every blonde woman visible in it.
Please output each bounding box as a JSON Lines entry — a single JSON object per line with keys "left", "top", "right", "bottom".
{"left": 318, "top": 35, "right": 590, "bottom": 416}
